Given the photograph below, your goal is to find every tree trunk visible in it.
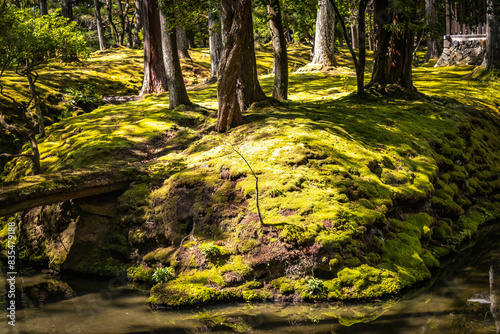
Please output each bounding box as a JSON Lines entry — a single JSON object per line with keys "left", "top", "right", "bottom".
{"left": 176, "top": 27, "right": 191, "bottom": 60}
{"left": 140, "top": 0, "right": 168, "bottom": 95}
{"left": 370, "top": 0, "right": 393, "bottom": 86}
{"left": 0, "top": 113, "right": 42, "bottom": 174}
{"left": 483, "top": 0, "right": 500, "bottom": 69}
{"left": 218, "top": 0, "right": 265, "bottom": 132}
{"left": 117, "top": 0, "right": 127, "bottom": 45}
{"left": 40, "top": 0, "right": 48, "bottom": 15}
{"left": 107, "top": 0, "right": 120, "bottom": 45}
{"left": 94, "top": 0, "right": 106, "bottom": 51}
{"left": 26, "top": 71, "right": 45, "bottom": 138}
{"left": 209, "top": 11, "right": 222, "bottom": 78}
{"left": 133, "top": 0, "right": 143, "bottom": 49}
{"left": 159, "top": 12, "right": 191, "bottom": 108}
{"left": 356, "top": 1, "right": 368, "bottom": 95}
{"left": 425, "top": 0, "right": 441, "bottom": 62}
{"left": 351, "top": 17, "right": 359, "bottom": 48}
{"left": 370, "top": 0, "right": 415, "bottom": 89}
{"left": 387, "top": 14, "right": 415, "bottom": 89}
{"left": 61, "top": 0, "right": 73, "bottom": 20}
{"left": 267, "top": 0, "right": 288, "bottom": 101}
{"left": 311, "top": 0, "right": 337, "bottom": 66}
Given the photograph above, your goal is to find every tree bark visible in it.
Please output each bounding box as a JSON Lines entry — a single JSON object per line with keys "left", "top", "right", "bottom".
{"left": 0, "top": 113, "right": 41, "bottom": 174}
{"left": 311, "top": 0, "right": 337, "bottom": 66}
{"left": 40, "top": 0, "right": 48, "bottom": 15}
{"left": 94, "top": 0, "right": 106, "bottom": 51}
{"left": 387, "top": 14, "right": 414, "bottom": 89}
{"left": 159, "top": 12, "right": 191, "bottom": 108}
{"left": 217, "top": 0, "right": 265, "bottom": 132}
{"left": 140, "top": 0, "right": 168, "bottom": 95}
{"left": 370, "top": 0, "right": 392, "bottom": 85}
{"left": 26, "top": 72, "right": 45, "bottom": 138}
{"left": 356, "top": 1, "right": 368, "bottom": 95}
{"left": 117, "top": 0, "right": 127, "bottom": 45}
{"left": 176, "top": 27, "right": 191, "bottom": 60}
{"left": 425, "top": 0, "right": 441, "bottom": 62}
{"left": 351, "top": 16, "right": 359, "bottom": 49}
{"left": 267, "top": 0, "right": 288, "bottom": 101}
{"left": 133, "top": 0, "right": 143, "bottom": 49}
{"left": 61, "top": 0, "right": 73, "bottom": 20}
{"left": 483, "top": 0, "right": 500, "bottom": 69}
{"left": 236, "top": 1, "right": 266, "bottom": 109}
{"left": 209, "top": 11, "right": 222, "bottom": 78}
{"left": 107, "top": 0, "right": 120, "bottom": 45}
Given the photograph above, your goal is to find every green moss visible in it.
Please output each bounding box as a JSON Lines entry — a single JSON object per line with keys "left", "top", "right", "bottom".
{"left": 127, "top": 265, "right": 154, "bottom": 282}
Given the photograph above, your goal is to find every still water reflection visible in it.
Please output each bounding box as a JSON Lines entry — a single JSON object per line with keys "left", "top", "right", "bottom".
{"left": 2, "top": 223, "right": 500, "bottom": 334}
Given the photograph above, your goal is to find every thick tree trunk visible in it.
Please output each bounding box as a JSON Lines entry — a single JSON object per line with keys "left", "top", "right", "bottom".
{"left": 40, "top": 0, "right": 48, "bottom": 15}
{"left": 176, "top": 27, "right": 191, "bottom": 60}
{"left": 159, "top": 13, "right": 191, "bottom": 108}
{"left": 94, "top": 0, "right": 106, "bottom": 51}
{"left": 140, "top": 0, "right": 168, "bottom": 95}
{"left": 107, "top": 0, "right": 120, "bottom": 45}
{"left": 370, "top": 0, "right": 393, "bottom": 86}
{"left": 483, "top": 0, "right": 500, "bottom": 69}
{"left": 61, "top": 0, "right": 73, "bottom": 20}
{"left": 218, "top": 0, "right": 265, "bottom": 132}
{"left": 387, "top": 15, "right": 415, "bottom": 89}
{"left": 311, "top": 0, "right": 337, "bottom": 66}
{"left": 267, "top": 0, "right": 288, "bottom": 101}
{"left": 133, "top": 0, "right": 143, "bottom": 49}
{"left": 209, "top": 11, "right": 222, "bottom": 78}
{"left": 425, "top": 0, "right": 441, "bottom": 62}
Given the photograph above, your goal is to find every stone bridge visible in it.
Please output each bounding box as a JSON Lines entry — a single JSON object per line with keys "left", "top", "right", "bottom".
{"left": 0, "top": 170, "right": 135, "bottom": 217}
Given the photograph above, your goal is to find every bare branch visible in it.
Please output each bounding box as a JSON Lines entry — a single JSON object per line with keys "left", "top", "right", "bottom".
{"left": 229, "top": 143, "right": 265, "bottom": 227}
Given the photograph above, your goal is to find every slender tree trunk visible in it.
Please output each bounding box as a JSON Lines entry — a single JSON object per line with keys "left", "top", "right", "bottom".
{"left": 218, "top": 0, "right": 264, "bottom": 132}
{"left": 176, "top": 27, "right": 191, "bottom": 60}
{"left": 140, "top": 0, "right": 168, "bottom": 95}
{"left": 0, "top": 113, "right": 41, "bottom": 174}
{"left": 356, "top": 1, "right": 368, "bottom": 95}
{"left": 40, "top": 0, "right": 47, "bottom": 15}
{"left": 311, "top": 0, "right": 337, "bottom": 66}
{"left": 483, "top": 0, "right": 500, "bottom": 69}
{"left": 425, "top": 0, "right": 441, "bottom": 62}
{"left": 117, "top": 0, "right": 128, "bottom": 45}
{"left": 26, "top": 72, "right": 45, "bottom": 138}
{"left": 209, "top": 11, "right": 222, "bottom": 78}
{"left": 125, "top": 1, "right": 133, "bottom": 48}
{"left": 133, "top": 0, "right": 143, "bottom": 49}
{"left": 351, "top": 17, "right": 359, "bottom": 48}
{"left": 107, "top": 0, "right": 120, "bottom": 45}
{"left": 267, "top": 0, "right": 288, "bottom": 101}
{"left": 61, "top": 0, "right": 73, "bottom": 20}
{"left": 159, "top": 12, "right": 191, "bottom": 108}
{"left": 94, "top": 0, "right": 106, "bottom": 51}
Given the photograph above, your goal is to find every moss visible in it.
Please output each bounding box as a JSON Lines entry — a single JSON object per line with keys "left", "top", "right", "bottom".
{"left": 3, "top": 47, "right": 500, "bottom": 306}
{"left": 127, "top": 265, "right": 154, "bottom": 282}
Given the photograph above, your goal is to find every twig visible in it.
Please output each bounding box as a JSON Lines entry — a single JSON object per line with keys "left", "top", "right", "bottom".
{"left": 229, "top": 143, "right": 265, "bottom": 226}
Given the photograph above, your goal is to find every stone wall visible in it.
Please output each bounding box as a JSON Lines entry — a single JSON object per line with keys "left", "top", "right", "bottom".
{"left": 436, "top": 37, "right": 486, "bottom": 67}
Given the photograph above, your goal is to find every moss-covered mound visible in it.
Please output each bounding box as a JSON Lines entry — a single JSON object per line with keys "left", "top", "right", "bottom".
{"left": 1, "top": 48, "right": 500, "bottom": 307}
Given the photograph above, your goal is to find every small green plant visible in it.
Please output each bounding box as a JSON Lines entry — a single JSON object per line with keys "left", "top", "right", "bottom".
{"left": 200, "top": 242, "right": 222, "bottom": 257}
{"left": 152, "top": 266, "right": 174, "bottom": 283}
{"left": 305, "top": 277, "right": 324, "bottom": 295}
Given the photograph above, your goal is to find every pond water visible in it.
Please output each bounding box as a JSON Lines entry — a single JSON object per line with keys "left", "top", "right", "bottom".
{"left": 2, "top": 223, "right": 500, "bottom": 334}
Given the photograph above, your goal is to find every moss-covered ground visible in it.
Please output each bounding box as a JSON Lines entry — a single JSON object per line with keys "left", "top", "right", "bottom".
{"left": 1, "top": 45, "right": 500, "bottom": 306}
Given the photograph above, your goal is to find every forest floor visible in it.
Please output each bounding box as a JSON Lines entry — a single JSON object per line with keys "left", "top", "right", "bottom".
{"left": 1, "top": 45, "right": 500, "bottom": 306}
